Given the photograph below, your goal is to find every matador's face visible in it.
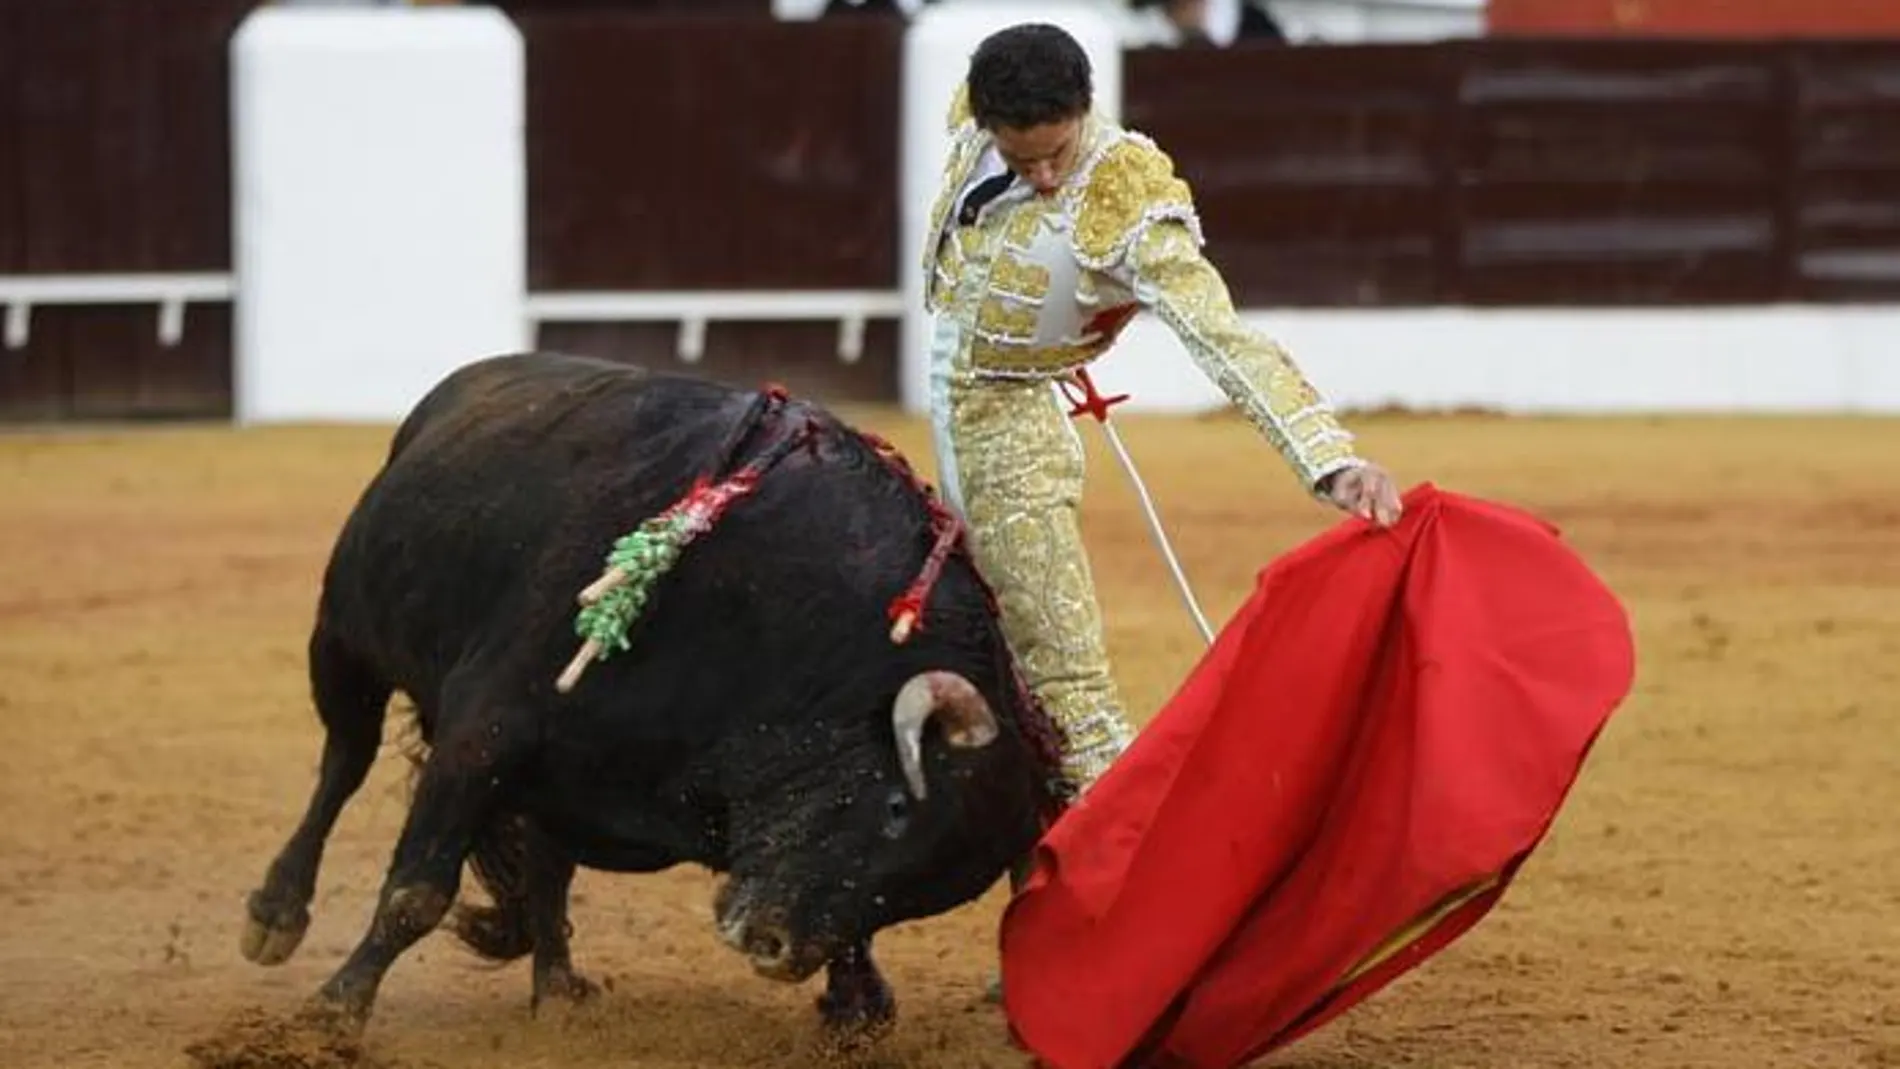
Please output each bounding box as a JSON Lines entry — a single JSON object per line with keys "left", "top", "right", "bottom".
{"left": 990, "top": 116, "right": 1084, "bottom": 195}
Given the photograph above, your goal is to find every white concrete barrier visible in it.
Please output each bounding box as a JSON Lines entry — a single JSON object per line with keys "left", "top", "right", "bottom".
{"left": 1080, "top": 304, "right": 1900, "bottom": 414}
{"left": 230, "top": 5, "right": 528, "bottom": 424}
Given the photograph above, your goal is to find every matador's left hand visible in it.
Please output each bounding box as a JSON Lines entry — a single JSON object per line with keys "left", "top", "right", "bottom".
{"left": 1322, "top": 462, "right": 1403, "bottom": 528}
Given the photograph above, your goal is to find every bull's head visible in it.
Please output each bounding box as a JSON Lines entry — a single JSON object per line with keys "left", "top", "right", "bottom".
{"left": 713, "top": 667, "right": 1047, "bottom": 983}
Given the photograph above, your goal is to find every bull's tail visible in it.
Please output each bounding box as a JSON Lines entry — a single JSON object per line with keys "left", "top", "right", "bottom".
{"left": 448, "top": 813, "right": 536, "bottom": 962}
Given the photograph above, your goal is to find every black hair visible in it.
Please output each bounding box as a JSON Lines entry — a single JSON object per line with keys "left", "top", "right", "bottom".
{"left": 965, "top": 23, "right": 1093, "bottom": 131}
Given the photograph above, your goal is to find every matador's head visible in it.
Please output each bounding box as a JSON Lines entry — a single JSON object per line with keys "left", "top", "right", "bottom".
{"left": 966, "top": 23, "right": 1091, "bottom": 195}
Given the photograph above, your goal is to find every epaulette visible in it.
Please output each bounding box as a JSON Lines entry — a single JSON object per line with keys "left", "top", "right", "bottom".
{"left": 946, "top": 82, "right": 973, "bottom": 133}
{"left": 1069, "top": 131, "right": 1202, "bottom": 270}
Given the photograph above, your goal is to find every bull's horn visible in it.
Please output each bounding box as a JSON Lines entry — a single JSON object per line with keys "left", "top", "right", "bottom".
{"left": 891, "top": 671, "right": 1000, "bottom": 800}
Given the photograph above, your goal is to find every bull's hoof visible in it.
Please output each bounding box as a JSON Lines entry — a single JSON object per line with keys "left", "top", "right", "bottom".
{"left": 815, "top": 968, "right": 896, "bottom": 1043}
{"left": 814, "top": 1010, "right": 896, "bottom": 1058}
{"left": 292, "top": 992, "right": 370, "bottom": 1041}
{"left": 531, "top": 964, "right": 600, "bottom": 1015}
{"left": 311, "top": 971, "right": 380, "bottom": 1036}
{"left": 240, "top": 889, "right": 310, "bottom": 966}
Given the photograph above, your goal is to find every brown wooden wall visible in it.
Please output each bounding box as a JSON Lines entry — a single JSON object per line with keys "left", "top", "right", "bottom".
{"left": 517, "top": 11, "right": 904, "bottom": 401}
{"left": 1125, "top": 38, "right": 1900, "bottom": 308}
{"left": 0, "top": 0, "right": 251, "bottom": 421}
{"left": 4, "top": 5, "right": 1900, "bottom": 422}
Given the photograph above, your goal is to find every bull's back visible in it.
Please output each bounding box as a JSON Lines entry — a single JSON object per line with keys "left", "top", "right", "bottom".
{"left": 389, "top": 351, "right": 660, "bottom": 459}
{"left": 318, "top": 352, "right": 759, "bottom": 691}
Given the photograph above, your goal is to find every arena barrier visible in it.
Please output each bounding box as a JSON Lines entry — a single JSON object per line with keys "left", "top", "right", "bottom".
{"left": 5, "top": 4, "right": 1898, "bottom": 420}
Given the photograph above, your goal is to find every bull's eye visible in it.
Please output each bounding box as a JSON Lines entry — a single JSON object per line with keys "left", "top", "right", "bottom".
{"left": 882, "top": 787, "right": 910, "bottom": 838}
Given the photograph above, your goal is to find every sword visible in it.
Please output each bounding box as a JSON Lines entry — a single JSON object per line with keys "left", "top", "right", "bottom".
{"left": 1056, "top": 369, "right": 1216, "bottom": 646}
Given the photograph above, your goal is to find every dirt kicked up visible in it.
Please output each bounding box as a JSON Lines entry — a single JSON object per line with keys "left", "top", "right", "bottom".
{"left": 1, "top": 409, "right": 1895, "bottom": 1069}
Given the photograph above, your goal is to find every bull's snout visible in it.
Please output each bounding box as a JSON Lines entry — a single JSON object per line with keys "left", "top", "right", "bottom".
{"left": 725, "top": 916, "right": 821, "bottom": 982}
{"left": 712, "top": 880, "right": 824, "bottom": 982}
{"left": 739, "top": 922, "right": 798, "bottom": 978}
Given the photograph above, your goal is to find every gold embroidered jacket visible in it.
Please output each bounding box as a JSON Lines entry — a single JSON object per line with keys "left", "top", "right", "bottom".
{"left": 923, "top": 87, "right": 1363, "bottom": 492}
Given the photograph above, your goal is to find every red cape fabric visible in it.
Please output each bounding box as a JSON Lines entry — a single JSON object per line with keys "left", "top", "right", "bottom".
{"left": 998, "top": 484, "right": 1636, "bottom": 1069}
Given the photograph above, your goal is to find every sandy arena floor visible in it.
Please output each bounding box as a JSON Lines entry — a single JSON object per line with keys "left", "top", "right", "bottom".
{"left": 1, "top": 407, "right": 1895, "bottom": 1069}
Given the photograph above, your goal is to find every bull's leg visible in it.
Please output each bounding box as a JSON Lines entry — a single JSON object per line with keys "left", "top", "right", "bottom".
{"left": 311, "top": 699, "right": 526, "bottom": 1027}
{"left": 446, "top": 811, "right": 597, "bottom": 1012}
{"left": 242, "top": 626, "right": 391, "bottom": 967}
{"left": 523, "top": 821, "right": 598, "bottom": 1012}
{"left": 816, "top": 941, "right": 895, "bottom": 1037}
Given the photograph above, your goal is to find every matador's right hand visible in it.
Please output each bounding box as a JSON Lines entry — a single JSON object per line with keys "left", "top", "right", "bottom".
{"left": 1320, "top": 462, "right": 1404, "bottom": 528}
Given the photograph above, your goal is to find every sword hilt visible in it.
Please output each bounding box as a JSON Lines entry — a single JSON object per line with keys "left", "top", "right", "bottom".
{"left": 1058, "top": 368, "right": 1130, "bottom": 423}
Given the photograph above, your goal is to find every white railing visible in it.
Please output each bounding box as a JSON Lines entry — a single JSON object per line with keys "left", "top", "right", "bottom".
{"left": 0, "top": 273, "right": 237, "bottom": 350}
{"left": 522, "top": 289, "right": 905, "bottom": 364}
{"left": 0, "top": 274, "right": 905, "bottom": 364}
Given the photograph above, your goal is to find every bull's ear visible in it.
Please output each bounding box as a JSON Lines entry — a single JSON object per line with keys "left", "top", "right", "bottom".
{"left": 891, "top": 671, "right": 1001, "bottom": 799}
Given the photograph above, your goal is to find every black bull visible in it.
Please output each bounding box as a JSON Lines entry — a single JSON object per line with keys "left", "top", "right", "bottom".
{"left": 239, "top": 352, "right": 1069, "bottom": 1034}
